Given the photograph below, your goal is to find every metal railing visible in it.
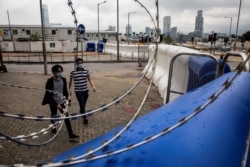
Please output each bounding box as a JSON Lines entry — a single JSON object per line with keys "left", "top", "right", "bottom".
{"left": 165, "top": 52, "right": 219, "bottom": 104}
{"left": 2, "top": 51, "right": 149, "bottom": 64}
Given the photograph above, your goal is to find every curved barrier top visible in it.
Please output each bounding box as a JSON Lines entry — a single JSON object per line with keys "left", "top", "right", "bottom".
{"left": 104, "top": 43, "right": 149, "bottom": 58}
{"left": 143, "top": 44, "right": 209, "bottom": 103}
{"left": 50, "top": 72, "right": 250, "bottom": 167}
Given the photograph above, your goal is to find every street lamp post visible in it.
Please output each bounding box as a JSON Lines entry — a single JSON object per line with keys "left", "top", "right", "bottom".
{"left": 224, "top": 16, "right": 232, "bottom": 45}
{"left": 117, "top": 0, "right": 119, "bottom": 61}
{"left": 127, "top": 12, "right": 136, "bottom": 44}
{"left": 39, "top": 0, "right": 48, "bottom": 75}
{"left": 7, "top": 10, "right": 13, "bottom": 41}
{"left": 234, "top": 0, "right": 242, "bottom": 51}
{"left": 98, "top": 1, "right": 107, "bottom": 43}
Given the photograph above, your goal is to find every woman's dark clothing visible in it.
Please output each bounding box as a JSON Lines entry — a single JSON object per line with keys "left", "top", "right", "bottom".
{"left": 42, "top": 77, "right": 73, "bottom": 137}
{"left": 49, "top": 103, "right": 73, "bottom": 136}
{"left": 42, "top": 77, "right": 68, "bottom": 106}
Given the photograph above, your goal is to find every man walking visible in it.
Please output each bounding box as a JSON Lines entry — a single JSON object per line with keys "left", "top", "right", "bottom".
{"left": 69, "top": 58, "right": 96, "bottom": 127}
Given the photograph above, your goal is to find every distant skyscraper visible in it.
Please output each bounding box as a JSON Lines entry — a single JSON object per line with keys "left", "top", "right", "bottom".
{"left": 170, "top": 27, "right": 177, "bottom": 40}
{"left": 145, "top": 27, "right": 153, "bottom": 37}
{"left": 194, "top": 10, "right": 203, "bottom": 37}
{"left": 126, "top": 24, "right": 132, "bottom": 37}
{"left": 42, "top": 4, "right": 49, "bottom": 27}
{"left": 163, "top": 16, "right": 171, "bottom": 36}
{"left": 107, "top": 26, "right": 116, "bottom": 31}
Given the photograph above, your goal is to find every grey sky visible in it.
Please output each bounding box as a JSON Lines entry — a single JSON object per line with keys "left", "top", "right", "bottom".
{"left": 0, "top": 0, "right": 249, "bottom": 35}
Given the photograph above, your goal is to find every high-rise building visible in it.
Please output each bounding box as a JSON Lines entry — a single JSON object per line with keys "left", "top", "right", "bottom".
{"left": 126, "top": 24, "right": 132, "bottom": 37}
{"left": 163, "top": 16, "right": 171, "bottom": 36}
{"left": 42, "top": 4, "right": 50, "bottom": 27}
{"left": 170, "top": 27, "right": 177, "bottom": 40}
{"left": 107, "top": 26, "right": 116, "bottom": 31}
{"left": 194, "top": 10, "right": 203, "bottom": 37}
{"left": 145, "top": 27, "right": 153, "bottom": 37}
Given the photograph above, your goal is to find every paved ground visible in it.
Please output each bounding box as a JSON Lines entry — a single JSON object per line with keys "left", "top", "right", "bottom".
{"left": 0, "top": 62, "right": 163, "bottom": 166}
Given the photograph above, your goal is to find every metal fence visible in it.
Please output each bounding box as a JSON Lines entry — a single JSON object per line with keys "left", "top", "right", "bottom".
{"left": 2, "top": 51, "right": 149, "bottom": 64}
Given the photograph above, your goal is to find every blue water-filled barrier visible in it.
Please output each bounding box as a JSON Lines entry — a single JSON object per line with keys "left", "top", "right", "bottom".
{"left": 86, "top": 42, "right": 96, "bottom": 52}
{"left": 97, "top": 42, "right": 104, "bottom": 53}
{"left": 51, "top": 72, "right": 250, "bottom": 167}
{"left": 187, "top": 56, "right": 217, "bottom": 90}
{"left": 187, "top": 56, "right": 231, "bottom": 91}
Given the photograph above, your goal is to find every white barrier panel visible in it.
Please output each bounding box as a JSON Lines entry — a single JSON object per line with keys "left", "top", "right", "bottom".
{"left": 1, "top": 41, "right": 78, "bottom": 52}
{"left": 104, "top": 43, "right": 149, "bottom": 58}
{"left": 0, "top": 42, "right": 14, "bottom": 51}
{"left": 143, "top": 44, "right": 200, "bottom": 104}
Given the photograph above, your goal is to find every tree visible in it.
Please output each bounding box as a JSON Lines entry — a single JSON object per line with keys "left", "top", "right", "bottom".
{"left": 30, "top": 32, "right": 41, "bottom": 41}
{"left": 163, "top": 35, "right": 173, "bottom": 44}
{"left": 242, "top": 31, "right": 250, "bottom": 41}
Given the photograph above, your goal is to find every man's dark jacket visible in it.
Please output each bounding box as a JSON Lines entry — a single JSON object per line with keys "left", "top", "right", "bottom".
{"left": 42, "top": 77, "right": 69, "bottom": 105}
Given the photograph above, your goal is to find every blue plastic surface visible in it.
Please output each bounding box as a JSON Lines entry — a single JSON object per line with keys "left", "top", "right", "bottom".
{"left": 97, "top": 42, "right": 104, "bottom": 53}
{"left": 51, "top": 72, "right": 250, "bottom": 167}
{"left": 188, "top": 56, "right": 217, "bottom": 90}
{"left": 86, "top": 42, "right": 96, "bottom": 52}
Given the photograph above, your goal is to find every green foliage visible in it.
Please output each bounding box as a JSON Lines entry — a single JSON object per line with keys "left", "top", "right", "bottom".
{"left": 242, "top": 31, "right": 250, "bottom": 41}
{"left": 30, "top": 32, "right": 41, "bottom": 41}
{"left": 163, "top": 35, "right": 173, "bottom": 44}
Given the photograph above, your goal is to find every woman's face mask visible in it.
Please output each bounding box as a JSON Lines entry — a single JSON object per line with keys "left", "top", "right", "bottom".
{"left": 56, "top": 72, "right": 62, "bottom": 78}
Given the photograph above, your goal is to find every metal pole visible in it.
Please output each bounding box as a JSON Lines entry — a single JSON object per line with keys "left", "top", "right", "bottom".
{"left": 7, "top": 10, "right": 13, "bottom": 41}
{"left": 98, "top": 4, "right": 100, "bottom": 42}
{"left": 117, "top": 0, "right": 120, "bottom": 61}
{"left": 225, "top": 17, "right": 232, "bottom": 45}
{"left": 127, "top": 13, "right": 129, "bottom": 44}
{"left": 234, "top": 0, "right": 242, "bottom": 51}
{"left": 97, "top": 1, "right": 107, "bottom": 43}
{"left": 229, "top": 18, "right": 232, "bottom": 43}
{"left": 40, "top": 0, "right": 48, "bottom": 75}
{"left": 156, "top": 0, "right": 159, "bottom": 40}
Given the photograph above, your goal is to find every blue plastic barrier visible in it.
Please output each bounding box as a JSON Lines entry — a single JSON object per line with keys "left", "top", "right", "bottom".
{"left": 188, "top": 56, "right": 231, "bottom": 91}
{"left": 51, "top": 72, "right": 250, "bottom": 167}
{"left": 97, "top": 42, "right": 104, "bottom": 53}
{"left": 86, "top": 42, "right": 96, "bottom": 52}
{"left": 187, "top": 56, "right": 217, "bottom": 90}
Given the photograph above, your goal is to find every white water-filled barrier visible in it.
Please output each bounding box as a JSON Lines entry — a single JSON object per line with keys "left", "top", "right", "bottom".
{"left": 143, "top": 44, "right": 222, "bottom": 104}
{"left": 104, "top": 43, "right": 149, "bottom": 59}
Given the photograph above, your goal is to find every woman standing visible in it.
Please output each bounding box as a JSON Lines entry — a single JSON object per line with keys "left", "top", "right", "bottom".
{"left": 42, "top": 64, "right": 79, "bottom": 141}
{"left": 69, "top": 58, "right": 96, "bottom": 127}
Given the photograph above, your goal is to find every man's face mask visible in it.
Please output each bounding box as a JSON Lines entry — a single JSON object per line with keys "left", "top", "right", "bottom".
{"left": 78, "top": 63, "right": 84, "bottom": 69}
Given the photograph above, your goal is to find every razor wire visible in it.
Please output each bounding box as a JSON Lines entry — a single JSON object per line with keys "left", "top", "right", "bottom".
{"left": 0, "top": 0, "right": 162, "bottom": 160}
{"left": 41, "top": 0, "right": 250, "bottom": 162}
{"left": 42, "top": 0, "right": 162, "bottom": 160}
{"left": 0, "top": 1, "right": 161, "bottom": 163}
{"left": 0, "top": 87, "right": 70, "bottom": 146}
{"left": 3, "top": 0, "right": 249, "bottom": 166}
{"left": 0, "top": 56, "right": 155, "bottom": 122}
{"left": 39, "top": 50, "right": 250, "bottom": 167}
{"left": 67, "top": 47, "right": 159, "bottom": 162}
{"left": 0, "top": 54, "right": 156, "bottom": 147}
{"left": 40, "top": 0, "right": 162, "bottom": 165}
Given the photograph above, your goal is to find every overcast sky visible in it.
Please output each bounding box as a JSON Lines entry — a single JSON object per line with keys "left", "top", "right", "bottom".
{"left": 0, "top": 0, "right": 249, "bottom": 35}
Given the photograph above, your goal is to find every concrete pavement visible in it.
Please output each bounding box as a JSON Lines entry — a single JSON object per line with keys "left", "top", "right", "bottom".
{"left": 0, "top": 62, "right": 162, "bottom": 166}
